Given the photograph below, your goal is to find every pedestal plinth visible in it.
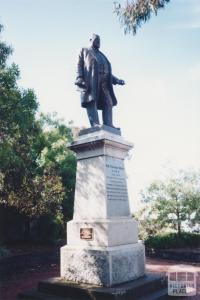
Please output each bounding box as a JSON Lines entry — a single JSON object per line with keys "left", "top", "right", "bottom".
{"left": 61, "top": 126, "right": 145, "bottom": 287}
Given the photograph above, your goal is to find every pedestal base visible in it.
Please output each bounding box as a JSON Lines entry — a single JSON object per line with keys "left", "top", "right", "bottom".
{"left": 61, "top": 243, "right": 145, "bottom": 287}
{"left": 18, "top": 273, "right": 168, "bottom": 300}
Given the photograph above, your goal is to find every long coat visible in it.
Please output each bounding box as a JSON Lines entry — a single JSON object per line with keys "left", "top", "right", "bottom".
{"left": 76, "top": 47, "right": 119, "bottom": 110}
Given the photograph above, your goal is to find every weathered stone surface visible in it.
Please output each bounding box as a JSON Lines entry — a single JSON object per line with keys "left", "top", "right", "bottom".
{"left": 61, "top": 243, "right": 145, "bottom": 287}
{"left": 61, "top": 246, "right": 110, "bottom": 286}
{"left": 69, "top": 129, "right": 133, "bottom": 161}
{"left": 111, "top": 244, "right": 145, "bottom": 284}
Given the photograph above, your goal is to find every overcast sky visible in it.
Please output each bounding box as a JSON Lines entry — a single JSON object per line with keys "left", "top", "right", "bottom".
{"left": 1, "top": 0, "right": 200, "bottom": 210}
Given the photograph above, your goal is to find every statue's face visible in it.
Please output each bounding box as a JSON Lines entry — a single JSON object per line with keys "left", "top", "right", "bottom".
{"left": 91, "top": 36, "right": 100, "bottom": 49}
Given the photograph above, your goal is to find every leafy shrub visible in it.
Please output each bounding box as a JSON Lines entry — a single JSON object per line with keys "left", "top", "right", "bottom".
{"left": 145, "top": 232, "right": 200, "bottom": 250}
{"left": 33, "top": 213, "right": 64, "bottom": 244}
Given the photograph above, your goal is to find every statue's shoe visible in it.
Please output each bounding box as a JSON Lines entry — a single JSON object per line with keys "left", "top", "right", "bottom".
{"left": 92, "top": 123, "right": 101, "bottom": 128}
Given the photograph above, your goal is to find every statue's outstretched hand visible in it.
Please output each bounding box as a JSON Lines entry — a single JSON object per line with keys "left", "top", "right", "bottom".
{"left": 117, "top": 79, "right": 125, "bottom": 85}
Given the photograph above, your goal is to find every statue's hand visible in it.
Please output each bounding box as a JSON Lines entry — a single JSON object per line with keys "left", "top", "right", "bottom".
{"left": 117, "top": 79, "right": 125, "bottom": 85}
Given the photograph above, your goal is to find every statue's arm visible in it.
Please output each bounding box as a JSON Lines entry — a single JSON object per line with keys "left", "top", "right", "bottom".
{"left": 76, "top": 48, "right": 84, "bottom": 79}
{"left": 112, "top": 75, "right": 119, "bottom": 85}
{"left": 75, "top": 49, "right": 86, "bottom": 88}
{"left": 112, "top": 75, "right": 125, "bottom": 85}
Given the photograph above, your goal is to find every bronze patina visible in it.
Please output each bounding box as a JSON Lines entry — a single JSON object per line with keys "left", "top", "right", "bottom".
{"left": 75, "top": 34, "right": 125, "bottom": 129}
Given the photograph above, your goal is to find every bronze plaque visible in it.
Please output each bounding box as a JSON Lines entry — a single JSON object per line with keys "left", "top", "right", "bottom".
{"left": 80, "top": 228, "right": 93, "bottom": 240}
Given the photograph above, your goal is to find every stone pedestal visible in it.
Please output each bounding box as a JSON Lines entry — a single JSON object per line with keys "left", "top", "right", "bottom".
{"left": 60, "top": 126, "right": 145, "bottom": 287}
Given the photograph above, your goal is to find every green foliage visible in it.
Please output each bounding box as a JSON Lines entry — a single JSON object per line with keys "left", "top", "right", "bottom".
{"left": 135, "top": 205, "right": 165, "bottom": 240}
{"left": 5, "top": 170, "right": 65, "bottom": 217}
{"left": 34, "top": 213, "right": 64, "bottom": 244}
{"left": 37, "top": 113, "right": 76, "bottom": 221}
{"left": 0, "top": 25, "right": 13, "bottom": 68}
{"left": 139, "top": 169, "right": 200, "bottom": 237}
{"left": 0, "top": 25, "right": 68, "bottom": 218}
{"left": 0, "top": 23, "right": 76, "bottom": 242}
{"left": 145, "top": 232, "right": 200, "bottom": 250}
{"left": 0, "top": 205, "right": 27, "bottom": 243}
{"left": 114, "top": 0, "right": 171, "bottom": 35}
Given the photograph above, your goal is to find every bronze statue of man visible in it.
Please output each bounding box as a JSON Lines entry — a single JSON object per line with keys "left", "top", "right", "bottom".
{"left": 75, "top": 34, "right": 125, "bottom": 128}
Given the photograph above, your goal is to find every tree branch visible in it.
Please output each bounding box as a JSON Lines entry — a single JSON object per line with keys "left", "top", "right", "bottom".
{"left": 114, "top": 0, "right": 171, "bottom": 35}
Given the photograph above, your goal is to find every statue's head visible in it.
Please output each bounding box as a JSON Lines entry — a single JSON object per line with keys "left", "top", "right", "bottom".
{"left": 90, "top": 34, "right": 100, "bottom": 49}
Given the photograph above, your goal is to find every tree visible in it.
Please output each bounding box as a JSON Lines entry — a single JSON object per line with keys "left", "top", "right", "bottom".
{"left": 140, "top": 169, "right": 200, "bottom": 237}
{"left": 114, "top": 0, "right": 171, "bottom": 35}
{"left": 134, "top": 204, "right": 164, "bottom": 240}
{"left": 37, "top": 113, "right": 76, "bottom": 221}
{"left": 0, "top": 25, "right": 68, "bottom": 241}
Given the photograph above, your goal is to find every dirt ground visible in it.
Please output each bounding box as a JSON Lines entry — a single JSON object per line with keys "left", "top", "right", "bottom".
{"left": 0, "top": 246, "right": 200, "bottom": 300}
{"left": 0, "top": 263, "right": 59, "bottom": 300}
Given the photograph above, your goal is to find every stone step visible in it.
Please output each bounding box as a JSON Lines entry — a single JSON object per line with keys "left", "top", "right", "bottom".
{"left": 36, "top": 273, "right": 166, "bottom": 300}
{"left": 18, "top": 273, "right": 168, "bottom": 300}
{"left": 18, "top": 287, "right": 169, "bottom": 300}
{"left": 138, "top": 288, "right": 169, "bottom": 300}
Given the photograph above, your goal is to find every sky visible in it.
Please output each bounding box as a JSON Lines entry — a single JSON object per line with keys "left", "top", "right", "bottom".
{"left": 0, "top": 0, "right": 200, "bottom": 211}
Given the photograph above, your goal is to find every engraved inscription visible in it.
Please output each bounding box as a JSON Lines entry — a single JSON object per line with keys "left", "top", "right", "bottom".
{"left": 80, "top": 228, "right": 93, "bottom": 240}
{"left": 106, "top": 159, "right": 128, "bottom": 201}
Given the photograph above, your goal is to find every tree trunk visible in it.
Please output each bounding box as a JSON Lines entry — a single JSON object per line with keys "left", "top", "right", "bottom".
{"left": 177, "top": 210, "right": 181, "bottom": 238}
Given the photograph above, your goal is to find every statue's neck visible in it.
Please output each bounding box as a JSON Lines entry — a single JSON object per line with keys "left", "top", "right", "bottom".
{"left": 92, "top": 46, "right": 99, "bottom": 52}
